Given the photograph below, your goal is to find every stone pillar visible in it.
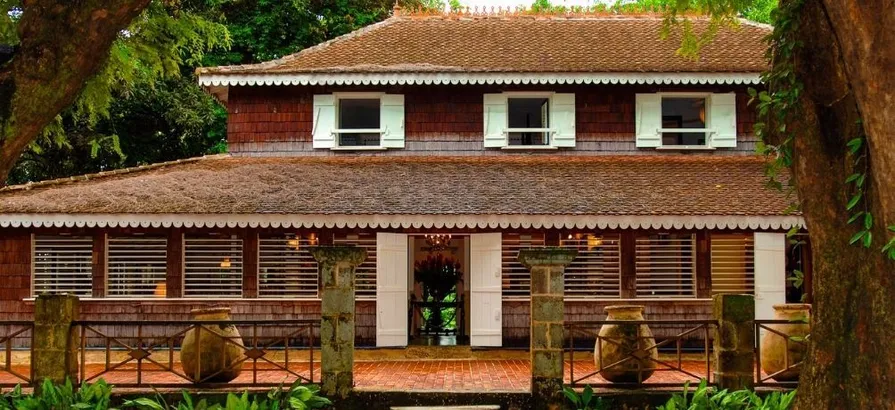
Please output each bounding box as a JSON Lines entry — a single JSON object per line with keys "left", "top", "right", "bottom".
{"left": 309, "top": 246, "right": 367, "bottom": 399}
{"left": 518, "top": 248, "right": 577, "bottom": 410}
{"left": 33, "top": 294, "right": 80, "bottom": 386}
{"left": 713, "top": 294, "right": 755, "bottom": 391}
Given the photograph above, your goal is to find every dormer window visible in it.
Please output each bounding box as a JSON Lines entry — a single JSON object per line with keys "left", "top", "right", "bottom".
{"left": 338, "top": 97, "right": 381, "bottom": 147}
{"left": 661, "top": 96, "right": 707, "bottom": 146}
{"left": 483, "top": 92, "right": 576, "bottom": 149}
{"left": 635, "top": 92, "right": 737, "bottom": 149}
{"left": 312, "top": 93, "right": 405, "bottom": 150}
{"left": 507, "top": 97, "right": 550, "bottom": 146}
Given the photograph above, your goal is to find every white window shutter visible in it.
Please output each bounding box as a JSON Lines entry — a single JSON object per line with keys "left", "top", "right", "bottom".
{"left": 550, "top": 93, "right": 576, "bottom": 147}
{"left": 380, "top": 94, "right": 405, "bottom": 148}
{"left": 635, "top": 93, "right": 662, "bottom": 148}
{"left": 483, "top": 93, "right": 507, "bottom": 148}
{"left": 312, "top": 94, "right": 336, "bottom": 149}
{"left": 710, "top": 93, "right": 737, "bottom": 148}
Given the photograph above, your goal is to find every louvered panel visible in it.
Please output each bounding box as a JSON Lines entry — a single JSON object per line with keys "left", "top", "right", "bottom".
{"left": 259, "top": 235, "right": 319, "bottom": 299}
{"left": 184, "top": 237, "right": 243, "bottom": 298}
{"left": 33, "top": 235, "right": 93, "bottom": 297}
{"left": 107, "top": 237, "right": 167, "bottom": 298}
{"left": 711, "top": 233, "right": 755, "bottom": 294}
{"left": 560, "top": 234, "right": 621, "bottom": 299}
{"left": 333, "top": 233, "right": 377, "bottom": 300}
{"left": 501, "top": 233, "right": 546, "bottom": 299}
{"left": 635, "top": 234, "right": 696, "bottom": 298}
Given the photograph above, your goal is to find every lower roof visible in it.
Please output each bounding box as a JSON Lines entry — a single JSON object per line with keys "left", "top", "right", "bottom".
{"left": 0, "top": 155, "right": 801, "bottom": 230}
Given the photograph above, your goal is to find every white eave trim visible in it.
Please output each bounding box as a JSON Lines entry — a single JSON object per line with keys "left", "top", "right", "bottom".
{"left": 0, "top": 214, "right": 804, "bottom": 231}
{"left": 197, "top": 72, "right": 762, "bottom": 87}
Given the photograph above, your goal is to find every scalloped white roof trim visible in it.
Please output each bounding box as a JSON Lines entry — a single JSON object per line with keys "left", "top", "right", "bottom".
{"left": 0, "top": 214, "right": 804, "bottom": 230}
{"left": 197, "top": 72, "right": 762, "bottom": 87}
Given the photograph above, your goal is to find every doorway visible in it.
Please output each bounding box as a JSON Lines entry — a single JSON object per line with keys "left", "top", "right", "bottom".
{"left": 408, "top": 234, "right": 470, "bottom": 346}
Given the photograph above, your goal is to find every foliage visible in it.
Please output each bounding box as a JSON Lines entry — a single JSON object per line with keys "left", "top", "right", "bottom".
{"left": 563, "top": 385, "right": 610, "bottom": 410}
{"left": 658, "top": 380, "right": 796, "bottom": 410}
{"left": 414, "top": 253, "right": 462, "bottom": 331}
{"left": 0, "top": 379, "right": 113, "bottom": 410}
{"left": 125, "top": 380, "right": 332, "bottom": 410}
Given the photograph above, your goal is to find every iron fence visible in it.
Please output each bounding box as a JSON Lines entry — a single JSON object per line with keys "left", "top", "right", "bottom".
{"left": 71, "top": 319, "right": 319, "bottom": 388}
{"left": 754, "top": 319, "right": 806, "bottom": 388}
{"left": 564, "top": 319, "right": 716, "bottom": 388}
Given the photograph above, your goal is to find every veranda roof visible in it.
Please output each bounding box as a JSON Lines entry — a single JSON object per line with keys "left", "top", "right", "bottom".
{"left": 0, "top": 155, "right": 801, "bottom": 230}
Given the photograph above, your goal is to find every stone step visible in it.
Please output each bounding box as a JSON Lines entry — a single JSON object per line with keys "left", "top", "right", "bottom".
{"left": 391, "top": 407, "right": 501, "bottom": 410}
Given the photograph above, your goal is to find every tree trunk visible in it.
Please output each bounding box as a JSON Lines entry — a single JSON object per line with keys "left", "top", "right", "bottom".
{"left": 0, "top": 0, "right": 151, "bottom": 185}
{"left": 789, "top": 0, "right": 895, "bottom": 408}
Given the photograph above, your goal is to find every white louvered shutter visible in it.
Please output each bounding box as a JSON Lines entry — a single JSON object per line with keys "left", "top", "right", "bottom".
{"left": 550, "top": 93, "right": 576, "bottom": 147}
{"left": 483, "top": 93, "right": 507, "bottom": 148}
{"left": 710, "top": 93, "right": 737, "bottom": 148}
{"left": 312, "top": 94, "right": 336, "bottom": 149}
{"left": 380, "top": 94, "right": 405, "bottom": 148}
{"left": 635, "top": 93, "right": 662, "bottom": 147}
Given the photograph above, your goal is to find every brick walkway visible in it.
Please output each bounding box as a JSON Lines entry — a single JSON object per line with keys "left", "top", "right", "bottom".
{"left": 1, "top": 359, "right": 710, "bottom": 392}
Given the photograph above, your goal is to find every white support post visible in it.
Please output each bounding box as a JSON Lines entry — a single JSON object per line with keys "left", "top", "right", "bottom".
{"left": 753, "top": 232, "right": 787, "bottom": 319}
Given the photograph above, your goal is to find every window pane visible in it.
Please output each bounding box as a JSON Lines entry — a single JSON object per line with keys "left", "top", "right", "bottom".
{"left": 33, "top": 236, "right": 93, "bottom": 297}
{"left": 662, "top": 97, "right": 706, "bottom": 145}
{"left": 338, "top": 98, "right": 381, "bottom": 146}
{"left": 635, "top": 233, "right": 696, "bottom": 298}
{"left": 508, "top": 97, "right": 549, "bottom": 146}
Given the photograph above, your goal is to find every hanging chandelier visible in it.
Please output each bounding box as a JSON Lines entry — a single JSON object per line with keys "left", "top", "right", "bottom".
{"left": 424, "top": 234, "right": 452, "bottom": 252}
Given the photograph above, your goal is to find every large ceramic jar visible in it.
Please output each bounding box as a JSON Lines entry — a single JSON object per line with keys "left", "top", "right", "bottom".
{"left": 760, "top": 304, "right": 811, "bottom": 382}
{"left": 596, "top": 305, "right": 658, "bottom": 383}
{"left": 181, "top": 307, "right": 244, "bottom": 382}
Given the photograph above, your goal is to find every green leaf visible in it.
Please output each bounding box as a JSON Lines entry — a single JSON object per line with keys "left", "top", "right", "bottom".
{"left": 863, "top": 231, "right": 873, "bottom": 248}
{"left": 850, "top": 230, "right": 867, "bottom": 245}
{"left": 847, "top": 193, "right": 862, "bottom": 210}
{"left": 848, "top": 211, "right": 865, "bottom": 224}
{"left": 864, "top": 213, "right": 873, "bottom": 230}
{"left": 847, "top": 137, "right": 863, "bottom": 154}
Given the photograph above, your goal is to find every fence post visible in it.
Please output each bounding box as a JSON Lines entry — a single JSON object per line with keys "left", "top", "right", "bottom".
{"left": 309, "top": 246, "right": 367, "bottom": 399}
{"left": 32, "top": 294, "right": 80, "bottom": 387}
{"left": 519, "top": 248, "right": 577, "bottom": 410}
{"left": 713, "top": 294, "right": 755, "bottom": 391}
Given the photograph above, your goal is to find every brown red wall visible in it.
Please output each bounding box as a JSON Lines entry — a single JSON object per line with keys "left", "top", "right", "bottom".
{"left": 225, "top": 84, "right": 758, "bottom": 155}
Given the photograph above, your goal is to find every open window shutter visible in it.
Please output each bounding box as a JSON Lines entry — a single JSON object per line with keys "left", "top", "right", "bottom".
{"left": 635, "top": 93, "right": 662, "bottom": 148}
{"left": 710, "top": 93, "right": 737, "bottom": 148}
{"left": 483, "top": 93, "right": 507, "bottom": 148}
{"left": 312, "top": 95, "right": 336, "bottom": 149}
{"left": 550, "top": 93, "right": 576, "bottom": 147}
{"left": 380, "top": 94, "right": 405, "bottom": 148}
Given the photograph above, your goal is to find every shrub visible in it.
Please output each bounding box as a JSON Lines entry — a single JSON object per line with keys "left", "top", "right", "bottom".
{"left": 0, "top": 378, "right": 113, "bottom": 410}
{"left": 563, "top": 385, "right": 610, "bottom": 410}
{"left": 658, "top": 380, "right": 796, "bottom": 410}
{"left": 123, "top": 380, "right": 332, "bottom": 410}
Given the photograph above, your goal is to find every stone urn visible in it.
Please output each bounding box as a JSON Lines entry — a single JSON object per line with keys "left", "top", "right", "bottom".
{"left": 181, "top": 307, "right": 244, "bottom": 382}
{"left": 596, "top": 305, "right": 658, "bottom": 383}
{"left": 760, "top": 304, "right": 811, "bottom": 382}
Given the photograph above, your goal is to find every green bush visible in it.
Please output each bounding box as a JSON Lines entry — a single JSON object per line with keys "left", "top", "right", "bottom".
{"left": 0, "top": 378, "right": 113, "bottom": 410}
{"left": 659, "top": 380, "right": 796, "bottom": 410}
{"left": 0, "top": 379, "right": 331, "bottom": 410}
{"left": 563, "top": 385, "right": 610, "bottom": 410}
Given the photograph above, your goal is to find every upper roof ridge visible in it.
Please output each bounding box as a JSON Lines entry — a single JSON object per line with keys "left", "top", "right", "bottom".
{"left": 393, "top": 4, "right": 707, "bottom": 20}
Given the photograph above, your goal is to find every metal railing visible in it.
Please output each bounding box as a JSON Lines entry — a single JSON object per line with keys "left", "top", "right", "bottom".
{"left": 0, "top": 321, "right": 33, "bottom": 388}
{"left": 564, "top": 319, "right": 716, "bottom": 388}
{"left": 754, "top": 319, "right": 806, "bottom": 388}
{"left": 72, "top": 320, "right": 318, "bottom": 388}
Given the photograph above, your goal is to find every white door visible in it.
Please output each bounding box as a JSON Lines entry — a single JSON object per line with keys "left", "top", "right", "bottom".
{"left": 376, "top": 233, "right": 409, "bottom": 347}
{"left": 470, "top": 233, "right": 503, "bottom": 346}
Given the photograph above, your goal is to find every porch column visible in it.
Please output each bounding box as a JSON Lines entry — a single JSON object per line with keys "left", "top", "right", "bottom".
{"left": 310, "top": 246, "right": 367, "bottom": 399}
{"left": 713, "top": 294, "right": 755, "bottom": 391}
{"left": 754, "top": 233, "right": 786, "bottom": 319}
{"left": 32, "top": 294, "right": 80, "bottom": 386}
{"left": 519, "top": 248, "right": 577, "bottom": 410}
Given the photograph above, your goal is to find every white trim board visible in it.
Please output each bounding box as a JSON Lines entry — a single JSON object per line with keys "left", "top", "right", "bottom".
{"left": 0, "top": 214, "right": 804, "bottom": 230}
{"left": 199, "top": 72, "right": 761, "bottom": 88}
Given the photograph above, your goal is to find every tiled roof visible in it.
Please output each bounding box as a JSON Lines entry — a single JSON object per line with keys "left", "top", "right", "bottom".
{"left": 0, "top": 155, "right": 792, "bottom": 216}
{"left": 197, "top": 14, "right": 770, "bottom": 75}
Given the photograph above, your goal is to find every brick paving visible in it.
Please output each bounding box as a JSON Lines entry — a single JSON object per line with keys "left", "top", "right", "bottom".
{"left": 1, "top": 359, "right": 711, "bottom": 392}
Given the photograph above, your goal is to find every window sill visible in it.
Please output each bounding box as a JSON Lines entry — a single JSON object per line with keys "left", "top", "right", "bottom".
{"left": 500, "top": 146, "right": 558, "bottom": 150}
{"left": 330, "top": 146, "right": 388, "bottom": 151}
{"left": 655, "top": 146, "right": 717, "bottom": 151}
